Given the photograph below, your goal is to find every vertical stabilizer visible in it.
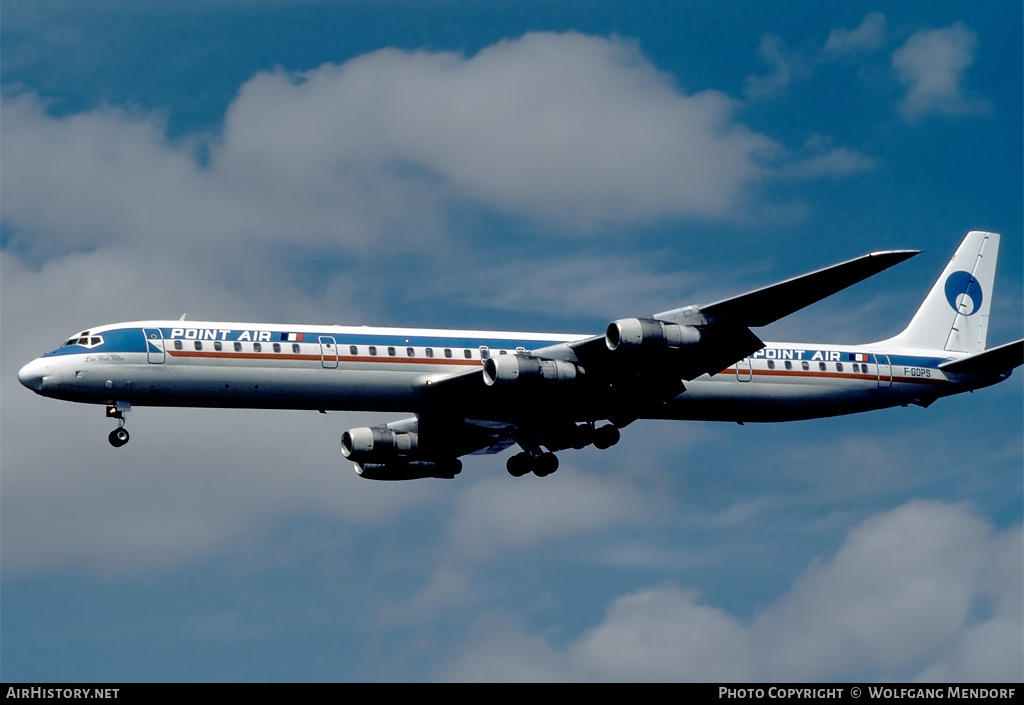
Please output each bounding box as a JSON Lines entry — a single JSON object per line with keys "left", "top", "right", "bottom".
{"left": 888, "top": 231, "right": 999, "bottom": 353}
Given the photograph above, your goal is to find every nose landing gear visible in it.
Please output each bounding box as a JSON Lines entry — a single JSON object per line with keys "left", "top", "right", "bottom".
{"left": 106, "top": 402, "right": 131, "bottom": 447}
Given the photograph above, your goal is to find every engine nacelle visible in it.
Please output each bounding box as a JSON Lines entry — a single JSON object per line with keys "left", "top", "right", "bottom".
{"left": 354, "top": 459, "right": 462, "bottom": 481}
{"left": 482, "top": 354, "right": 579, "bottom": 387}
{"left": 341, "top": 426, "right": 419, "bottom": 462}
{"left": 605, "top": 318, "right": 701, "bottom": 351}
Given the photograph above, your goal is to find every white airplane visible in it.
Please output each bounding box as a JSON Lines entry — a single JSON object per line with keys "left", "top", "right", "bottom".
{"left": 18, "top": 231, "right": 1023, "bottom": 480}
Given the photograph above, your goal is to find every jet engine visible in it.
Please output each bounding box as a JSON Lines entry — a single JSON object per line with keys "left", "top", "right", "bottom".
{"left": 341, "top": 421, "right": 462, "bottom": 480}
{"left": 341, "top": 426, "right": 418, "bottom": 462}
{"left": 605, "top": 318, "right": 701, "bottom": 351}
{"left": 482, "top": 354, "right": 579, "bottom": 386}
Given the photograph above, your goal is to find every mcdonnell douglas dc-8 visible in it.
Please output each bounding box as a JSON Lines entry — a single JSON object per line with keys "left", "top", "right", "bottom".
{"left": 18, "top": 231, "right": 1024, "bottom": 480}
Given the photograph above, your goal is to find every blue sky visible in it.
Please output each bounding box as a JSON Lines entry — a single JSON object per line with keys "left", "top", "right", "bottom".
{"left": 2, "top": 0, "right": 1021, "bottom": 682}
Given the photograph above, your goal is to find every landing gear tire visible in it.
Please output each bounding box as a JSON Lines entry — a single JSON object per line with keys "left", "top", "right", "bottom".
{"left": 533, "top": 453, "right": 559, "bottom": 478}
{"left": 571, "top": 424, "right": 594, "bottom": 450}
{"left": 108, "top": 427, "right": 130, "bottom": 448}
{"left": 507, "top": 451, "right": 558, "bottom": 478}
{"left": 593, "top": 424, "right": 620, "bottom": 450}
{"left": 507, "top": 452, "right": 531, "bottom": 478}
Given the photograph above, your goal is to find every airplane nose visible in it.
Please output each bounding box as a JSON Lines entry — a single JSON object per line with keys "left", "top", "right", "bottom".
{"left": 18, "top": 358, "right": 49, "bottom": 393}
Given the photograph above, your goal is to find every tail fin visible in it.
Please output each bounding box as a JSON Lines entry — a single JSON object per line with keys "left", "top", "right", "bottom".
{"left": 887, "top": 231, "right": 1000, "bottom": 353}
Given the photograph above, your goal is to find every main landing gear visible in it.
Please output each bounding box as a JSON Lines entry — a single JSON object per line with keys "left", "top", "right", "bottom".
{"left": 106, "top": 402, "right": 131, "bottom": 447}
{"left": 506, "top": 451, "right": 559, "bottom": 478}
{"left": 506, "top": 422, "right": 621, "bottom": 478}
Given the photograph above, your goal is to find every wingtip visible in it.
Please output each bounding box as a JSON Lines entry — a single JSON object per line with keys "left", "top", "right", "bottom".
{"left": 868, "top": 249, "right": 921, "bottom": 264}
{"left": 869, "top": 249, "right": 921, "bottom": 258}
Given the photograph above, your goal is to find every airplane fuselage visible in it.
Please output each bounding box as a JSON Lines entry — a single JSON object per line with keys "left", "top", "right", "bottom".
{"left": 18, "top": 320, "right": 1007, "bottom": 425}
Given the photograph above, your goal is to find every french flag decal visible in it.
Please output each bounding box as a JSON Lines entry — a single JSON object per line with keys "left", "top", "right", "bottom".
{"left": 281, "top": 333, "right": 304, "bottom": 342}
{"left": 850, "top": 353, "right": 868, "bottom": 362}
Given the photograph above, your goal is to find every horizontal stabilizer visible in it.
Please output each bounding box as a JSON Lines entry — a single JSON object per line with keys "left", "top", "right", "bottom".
{"left": 695, "top": 250, "right": 919, "bottom": 328}
{"left": 938, "top": 339, "right": 1024, "bottom": 375}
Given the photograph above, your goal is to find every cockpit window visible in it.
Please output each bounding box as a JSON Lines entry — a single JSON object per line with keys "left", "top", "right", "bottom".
{"left": 63, "top": 333, "right": 104, "bottom": 349}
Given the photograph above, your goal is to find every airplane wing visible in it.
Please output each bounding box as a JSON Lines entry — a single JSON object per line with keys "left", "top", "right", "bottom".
{"left": 350, "top": 248, "right": 919, "bottom": 479}
{"left": 423, "top": 248, "right": 918, "bottom": 404}
{"left": 682, "top": 249, "right": 919, "bottom": 327}
{"left": 536, "top": 248, "right": 919, "bottom": 379}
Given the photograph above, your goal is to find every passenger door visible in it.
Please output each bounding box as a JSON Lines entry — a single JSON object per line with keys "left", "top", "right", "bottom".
{"left": 319, "top": 336, "right": 339, "bottom": 369}
{"left": 873, "top": 354, "right": 892, "bottom": 388}
{"left": 735, "top": 357, "right": 752, "bottom": 382}
{"left": 143, "top": 328, "right": 165, "bottom": 364}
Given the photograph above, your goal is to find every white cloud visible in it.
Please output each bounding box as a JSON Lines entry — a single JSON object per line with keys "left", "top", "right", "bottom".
{"left": 744, "top": 36, "right": 798, "bottom": 102}
{"left": 444, "top": 465, "right": 656, "bottom": 559}
{"left": 775, "top": 146, "right": 876, "bottom": 180}
{"left": 892, "top": 23, "right": 990, "bottom": 120}
{"left": 0, "top": 32, "right": 774, "bottom": 259}
{"left": 824, "top": 12, "right": 887, "bottom": 57}
{"left": 746, "top": 13, "right": 889, "bottom": 101}
{"left": 217, "top": 33, "right": 778, "bottom": 228}
{"left": 439, "top": 501, "right": 1023, "bottom": 681}
{"left": 441, "top": 612, "right": 578, "bottom": 682}
{"left": 3, "top": 29, "right": 887, "bottom": 268}
{"left": 439, "top": 253, "right": 704, "bottom": 321}
{"left": 754, "top": 501, "right": 1008, "bottom": 679}
{"left": 0, "top": 91, "right": 445, "bottom": 269}
{"left": 376, "top": 566, "right": 479, "bottom": 626}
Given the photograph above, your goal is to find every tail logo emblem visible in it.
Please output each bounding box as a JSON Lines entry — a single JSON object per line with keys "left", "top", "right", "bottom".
{"left": 944, "top": 270, "right": 983, "bottom": 316}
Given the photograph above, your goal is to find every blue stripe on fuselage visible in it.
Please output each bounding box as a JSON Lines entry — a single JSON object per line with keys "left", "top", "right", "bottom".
{"left": 39, "top": 327, "right": 956, "bottom": 371}
{"left": 754, "top": 346, "right": 948, "bottom": 371}
{"left": 887, "top": 354, "right": 946, "bottom": 369}
{"left": 41, "top": 326, "right": 568, "bottom": 357}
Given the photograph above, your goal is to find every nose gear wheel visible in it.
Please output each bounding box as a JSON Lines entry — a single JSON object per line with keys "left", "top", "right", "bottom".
{"left": 108, "top": 427, "right": 130, "bottom": 447}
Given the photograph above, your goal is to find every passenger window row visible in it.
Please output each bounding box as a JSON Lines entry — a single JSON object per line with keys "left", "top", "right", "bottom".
{"left": 350, "top": 345, "right": 483, "bottom": 359}
{"left": 170, "top": 340, "right": 507, "bottom": 359}
{"left": 761, "top": 359, "right": 872, "bottom": 373}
